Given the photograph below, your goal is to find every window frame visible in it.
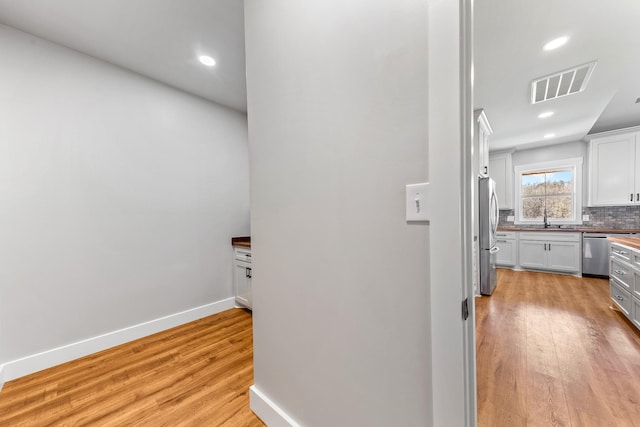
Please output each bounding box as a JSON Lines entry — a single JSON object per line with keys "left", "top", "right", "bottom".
{"left": 514, "top": 157, "right": 583, "bottom": 225}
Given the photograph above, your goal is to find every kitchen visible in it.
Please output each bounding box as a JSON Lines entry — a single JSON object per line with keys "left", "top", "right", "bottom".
{"left": 474, "top": 0, "right": 640, "bottom": 424}
{"left": 1, "top": 1, "right": 639, "bottom": 426}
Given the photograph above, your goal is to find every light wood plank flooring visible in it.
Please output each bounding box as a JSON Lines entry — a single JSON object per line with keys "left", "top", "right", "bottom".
{"left": 476, "top": 269, "right": 640, "bottom": 426}
{"left": 0, "top": 308, "right": 265, "bottom": 426}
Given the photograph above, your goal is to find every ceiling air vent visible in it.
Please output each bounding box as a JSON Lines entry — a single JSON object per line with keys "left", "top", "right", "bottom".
{"left": 531, "top": 61, "right": 597, "bottom": 104}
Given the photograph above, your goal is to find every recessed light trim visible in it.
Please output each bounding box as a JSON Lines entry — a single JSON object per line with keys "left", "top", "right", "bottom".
{"left": 544, "top": 36, "right": 569, "bottom": 51}
{"left": 544, "top": 133, "right": 556, "bottom": 139}
{"left": 538, "top": 111, "right": 554, "bottom": 119}
{"left": 199, "top": 55, "right": 216, "bottom": 67}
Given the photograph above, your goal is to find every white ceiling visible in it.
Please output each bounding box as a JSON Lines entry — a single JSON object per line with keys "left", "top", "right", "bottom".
{"left": 1, "top": 1, "right": 637, "bottom": 137}
{"left": 0, "top": 0, "right": 247, "bottom": 112}
{"left": 475, "top": 0, "right": 640, "bottom": 151}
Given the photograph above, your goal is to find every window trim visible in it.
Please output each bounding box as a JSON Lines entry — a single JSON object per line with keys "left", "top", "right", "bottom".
{"left": 514, "top": 157, "right": 583, "bottom": 225}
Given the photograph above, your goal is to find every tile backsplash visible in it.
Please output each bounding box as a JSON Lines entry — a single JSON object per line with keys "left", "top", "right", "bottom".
{"left": 498, "top": 206, "right": 640, "bottom": 229}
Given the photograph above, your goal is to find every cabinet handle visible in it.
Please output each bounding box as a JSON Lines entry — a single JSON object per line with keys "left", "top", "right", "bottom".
{"left": 484, "top": 166, "right": 488, "bottom": 175}
{"left": 614, "top": 250, "right": 627, "bottom": 255}
{"left": 497, "top": 239, "right": 507, "bottom": 243}
{"left": 632, "top": 193, "right": 634, "bottom": 202}
{"left": 544, "top": 243, "right": 547, "bottom": 251}
{"left": 246, "top": 267, "right": 252, "bottom": 279}
{"left": 616, "top": 295, "right": 624, "bottom": 301}
{"left": 637, "top": 193, "right": 639, "bottom": 202}
{"left": 614, "top": 270, "right": 626, "bottom": 275}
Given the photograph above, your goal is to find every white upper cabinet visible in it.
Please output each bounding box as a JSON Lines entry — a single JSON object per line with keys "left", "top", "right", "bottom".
{"left": 489, "top": 152, "right": 513, "bottom": 209}
{"left": 475, "top": 109, "right": 493, "bottom": 177}
{"left": 588, "top": 128, "right": 640, "bottom": 206}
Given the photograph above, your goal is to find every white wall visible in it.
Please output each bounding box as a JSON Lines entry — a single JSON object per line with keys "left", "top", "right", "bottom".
{"left": 0, "top": 24, "right": 249, "bottom": 366}
{"left": 245, "top": 0, "right": 469, "bottom": 425}
{"left": 511, "top": 141, "right": 588, "bottom": 201}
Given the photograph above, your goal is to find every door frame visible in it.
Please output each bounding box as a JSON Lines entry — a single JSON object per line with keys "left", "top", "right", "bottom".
{"left": 460, "top": 0, "right": 477, "bottom": 424}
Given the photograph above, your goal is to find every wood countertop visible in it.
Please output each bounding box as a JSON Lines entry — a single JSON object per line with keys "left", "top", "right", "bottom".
{"left": 498, "top": 227, "right": 640, "bottom": 234}
{"left": 231, "top": 236, "right": 251, "bottom": 248}
{"left": 607, "top": 236, "right": 640, "bottom": 251}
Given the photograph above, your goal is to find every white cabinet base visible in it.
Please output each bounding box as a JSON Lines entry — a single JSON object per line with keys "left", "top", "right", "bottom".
{"left": 233, "top": 247, "right": 252, "bottom": 310}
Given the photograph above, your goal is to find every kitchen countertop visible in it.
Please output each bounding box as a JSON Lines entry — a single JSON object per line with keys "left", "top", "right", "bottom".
{"left": 498, "top": 227, "right": 640, "bottom": 234}
{"left": 231, "top": 236, "right": 251, "bottom": 248}
{"left": 607, "top": 236, "right": 640, "bottom": 251}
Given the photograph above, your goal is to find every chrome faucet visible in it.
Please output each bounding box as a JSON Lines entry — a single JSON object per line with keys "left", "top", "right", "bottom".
{"left": 543, "top": 209, "right": 549, "bottom": 228}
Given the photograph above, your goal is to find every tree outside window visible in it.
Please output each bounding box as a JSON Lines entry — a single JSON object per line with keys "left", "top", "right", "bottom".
{"left": 521, "top": 170, "right": 573, "bottom": 220}
{"left": 514, "top": 157, "right": 582, "bottom": 225}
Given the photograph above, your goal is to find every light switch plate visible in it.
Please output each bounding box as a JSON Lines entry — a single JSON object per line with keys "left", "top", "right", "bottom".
{"left": 406, "top": 182, "right": 429, "bottom": 221}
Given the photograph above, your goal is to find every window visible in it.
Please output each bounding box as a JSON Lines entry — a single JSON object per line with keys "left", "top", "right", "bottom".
{"left": 514, "top": 157, "right": 582, "bottom": 225}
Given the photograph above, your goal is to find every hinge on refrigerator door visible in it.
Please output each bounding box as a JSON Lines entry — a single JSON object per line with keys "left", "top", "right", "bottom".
{"left": 462, "top": 298, "right": 469, "bottom": 321}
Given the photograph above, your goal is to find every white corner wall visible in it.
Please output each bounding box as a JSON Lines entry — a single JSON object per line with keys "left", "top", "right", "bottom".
{"left": 244, "top": 1, "right": 435, "bottom": 426}
{"left": 0, "top": 24, "right": 250, "bottom": 376}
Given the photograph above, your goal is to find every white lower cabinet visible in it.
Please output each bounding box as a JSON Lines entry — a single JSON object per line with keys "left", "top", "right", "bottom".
{"left": 518, "top": 240, "right": 546, "bottom": 270}
{"left": 632, "top": 297, "right": 640, "bottom": 329}
{"left": 495, "top": 231, "right": 516, "bottom": 267}
{"left": 610, "top": 242, "right": 640, "bottom": 332}
{"left": 233, "top": 247, "right": 252, "bottom": 309}
{"left": 610, "top": 277, "right": 632, "bottom": 317}
{"left": 517, "top": 232, "right": 581, "bottom": 274}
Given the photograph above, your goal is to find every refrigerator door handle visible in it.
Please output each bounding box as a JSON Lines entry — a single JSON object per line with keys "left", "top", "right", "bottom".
{"left": 490, "top": 191, "right": 499, "bottom": 235}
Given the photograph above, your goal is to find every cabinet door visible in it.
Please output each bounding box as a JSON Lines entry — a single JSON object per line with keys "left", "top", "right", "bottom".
{"left": 547, "top": 241, "right": 580, "bottom": 273}
{"left": 495, "top": 239, "right": 516, "bottom": 267}
{"left": 590, "top": 134, "right": 636, "bottom": 205}
{"left": 633, "top": 270, "right": 640, "bottom": 300}
{"left": 636, "top": 140, "right": 640, "bottom": 203}
{"left": 234, "top": 260, "right": 252, "bottom": 308}
{"left": 475, "top": 110, "right": 492, "bottom": 177}
{"left": 518, "top": 240, "right": 546, "bottom": 269}
{"left": 479, "top": 128, "right": 489, "bottom": 177}
{"left": 632, "top": 298, "right": 640, "bottom": 329}
{"left": 489, "top": 154, "right": 513, "bottom": 209}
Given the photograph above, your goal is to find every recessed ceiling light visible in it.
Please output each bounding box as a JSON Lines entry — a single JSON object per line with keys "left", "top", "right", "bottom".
{"left": 538, "top": 111, "right": 554, "bottom": 119}
{"left": 544, "top": 133, "right": 555, "bottom": 139}
{"left": 199, "top": 55, "right": 216, "bottom": 67}
{"left": 543, "top": 36, "right": 569, "bottom": 51}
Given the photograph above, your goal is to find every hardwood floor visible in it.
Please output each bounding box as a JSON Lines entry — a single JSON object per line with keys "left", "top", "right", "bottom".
{"left": 476, "top": 269, "right": 640, "bottom": 426}
{"left": 0, "top": 308, "right": 265, "bottom": 426}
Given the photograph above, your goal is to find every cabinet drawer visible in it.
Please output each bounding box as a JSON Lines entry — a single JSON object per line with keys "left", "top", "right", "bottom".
{"left": 610, "top": 278, "right": 632, "bottom": 317}
{"left": 611, "top": 243, "right": 632, "bottom": 264}
{"left": 234, "top": 247, "right": 252, "bottom": 263}
{"left": 610, "top": 257, "right": 632, "bottom": 290}
{"left": 495, "top": 231, "right": 516, "bottom": 240}
{"left": 518, "top": 232, "right": 580, "bottom": 242}
{"left": 632, "top": 298, "right": 640, "bottom": 329}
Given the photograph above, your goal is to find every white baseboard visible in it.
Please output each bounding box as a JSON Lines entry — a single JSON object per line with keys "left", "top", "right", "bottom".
{"left": 2, "top": 297, "right": 235, "bottom": 383}
{"left": 250, "top": 385, "right": 301, "bottom": 427}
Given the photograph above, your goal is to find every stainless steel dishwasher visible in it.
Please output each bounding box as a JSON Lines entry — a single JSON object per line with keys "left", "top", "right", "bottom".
{"left": 582, "top": 233, "right": 631, "bottom": 278}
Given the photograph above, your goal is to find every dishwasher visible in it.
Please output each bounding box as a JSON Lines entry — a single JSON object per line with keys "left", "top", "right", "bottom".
{"left": 582, "top": 233, "right": 631, "bottom": 278}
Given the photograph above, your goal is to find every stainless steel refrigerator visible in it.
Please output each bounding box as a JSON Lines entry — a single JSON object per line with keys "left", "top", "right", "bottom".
{"left": 479, "top": 177, "right": 499, "bottom": 295}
